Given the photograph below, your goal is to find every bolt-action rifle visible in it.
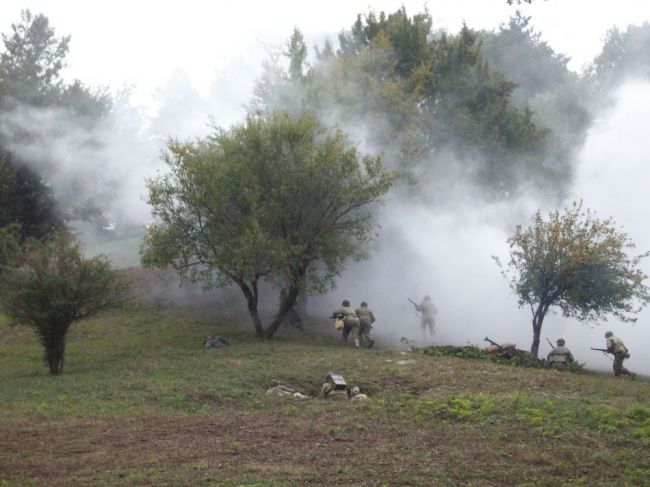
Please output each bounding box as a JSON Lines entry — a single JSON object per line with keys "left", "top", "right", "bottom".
{"left": 546, "top": 338, "right": 555, "bottom": 350}
{"left": 591, "top": 347, "right": 610, "bottom": 353}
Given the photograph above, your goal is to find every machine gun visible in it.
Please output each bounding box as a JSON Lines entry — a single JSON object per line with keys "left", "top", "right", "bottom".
{"left": 484, "top": 336, "right": 502, "bottom": 349}
{"left": 484, "top": 337, "right": 518, "bottom": 359}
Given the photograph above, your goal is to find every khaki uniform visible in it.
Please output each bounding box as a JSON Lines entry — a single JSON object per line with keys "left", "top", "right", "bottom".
{"left": 416, "top": 299, "right": 437, "bottom": 334}
{"left": 607, "top": 335, "right": 633, "bottom": 377}
{"left": 547, "top": 346, "right": 574, "bottom": 370}
{"left": 333, "top": 306, "right": 360, "bottom": 348}
{"left": 355, "top": 305, "right": 376, "bottom": 348}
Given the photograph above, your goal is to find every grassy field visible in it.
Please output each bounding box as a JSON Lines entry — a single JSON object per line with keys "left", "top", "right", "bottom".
{"left": 1, "top": 307, "right": 649, "bottom": 486}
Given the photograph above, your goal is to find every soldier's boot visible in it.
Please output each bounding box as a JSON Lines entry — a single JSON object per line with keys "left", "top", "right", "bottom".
{"left": 367, "top": 339, "right": 375, "bottom": 349}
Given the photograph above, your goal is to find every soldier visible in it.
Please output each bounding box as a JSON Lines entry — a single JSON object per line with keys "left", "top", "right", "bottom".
{"left": 355, "top": 301, "right": 375, "bottom": 349}
{"left": 415, "top": 295, "right": 437, "bottom": 336}
{"left": 331, "top": 300, "right": 360, "bottom": 348}
{"left": 547, "top": 338, "right": 574, "bottom": 370}
{"left": 605, "top": 331, "right": 636, "bottom": 379}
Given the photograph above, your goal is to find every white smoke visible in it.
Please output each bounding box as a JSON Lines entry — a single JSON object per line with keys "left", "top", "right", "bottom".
{"left": 312, "top": 80, "right": 650, "bottom": 377}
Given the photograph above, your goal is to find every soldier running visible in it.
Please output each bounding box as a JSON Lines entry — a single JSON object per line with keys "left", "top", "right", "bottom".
{"left": 415, "top": 295, "right": 437, "bottom": 336}
{"left": 355, "top": 301, "right": 375, "bottom": 349}
{"left": 605, "top": 331, "right": 636, "bottom": 379}
{"left": 331, "top": 300, "right": 360, "bottom": 348}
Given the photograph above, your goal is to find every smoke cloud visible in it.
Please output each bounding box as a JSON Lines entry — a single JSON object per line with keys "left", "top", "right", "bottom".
{"left": 313, "top": 79, "right": 650, "bottom": 376}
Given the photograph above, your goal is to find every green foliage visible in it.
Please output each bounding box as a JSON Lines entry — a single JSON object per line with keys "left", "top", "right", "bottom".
{"left": 0, "top": 155, "right": 62, "bottom": 240}
{"left": 0, "top": 223, "right": 20, "bottom": 269}
{"left": 496, "top": 201, "right": 650, "bottom": 356}
{"left": 588, "top": 22, "right": 650, "bottom": 94}
{"left": 0, "top": 230, "right": 128, "bottom": 374}
{"left": 256, "top": 7, "right": 556, "bottom": 196}
{"left": 416, "top": 344, "right": 583, "bottom": 371}
{"left": 141, "top": 111, "right": 393, "bottom": 338}
{"left": 0, "top": 11, "right": 111, "bottom": 242}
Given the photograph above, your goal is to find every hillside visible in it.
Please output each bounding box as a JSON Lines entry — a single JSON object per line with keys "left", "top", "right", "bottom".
{"left": 1, "top": 308, "right": 649, "bottom": 486}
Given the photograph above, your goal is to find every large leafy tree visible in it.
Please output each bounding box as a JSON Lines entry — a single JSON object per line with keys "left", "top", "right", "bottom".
{"left": 0, "top": 231, "right": 128, "bottom": 375}
{"left": 496, "top": 202, "right": 650, "bottom": 358}
{"left": 141, "top": 111, "right": 393, "bottom": 338}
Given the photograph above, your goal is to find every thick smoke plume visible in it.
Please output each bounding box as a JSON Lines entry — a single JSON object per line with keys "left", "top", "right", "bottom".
{"left": 312, "top": 79, "right": 650, "bottom": 376}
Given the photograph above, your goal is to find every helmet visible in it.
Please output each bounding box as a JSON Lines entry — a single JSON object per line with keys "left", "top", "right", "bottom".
{"left": 556, "top": 338, "right": 565, "bottom": 346}
{"left": 361, "top": 301, "right": 368, "bottom": 307}
{"left": 605, "top": 331, "right": 613, "bottom": 338}
{"left": 342, "top": 300, "right": 350, "bottom": 307}
{"left": 350, "top": 386, "right": 360, "bottom": 396}
{"left": 424, "top": 295, "right": 431, "bottom": 301}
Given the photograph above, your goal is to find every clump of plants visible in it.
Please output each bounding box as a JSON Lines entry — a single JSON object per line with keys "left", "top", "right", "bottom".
{"left": 415, "top": 345, "right": 585, "bottom": 372}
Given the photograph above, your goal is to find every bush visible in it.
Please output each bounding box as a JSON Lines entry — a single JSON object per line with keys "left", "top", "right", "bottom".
{"left": 0, "top": 230, "right": 128, "bottom": 374}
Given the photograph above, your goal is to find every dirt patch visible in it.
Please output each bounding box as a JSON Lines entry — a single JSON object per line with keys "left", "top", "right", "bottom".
{"left": 0, "top": 409, "right": 604, "bottom": 486}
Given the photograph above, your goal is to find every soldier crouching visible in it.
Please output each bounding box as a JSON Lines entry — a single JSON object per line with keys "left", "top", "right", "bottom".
{"left": 547, "top": 338, "right": 574, "bottom": 371}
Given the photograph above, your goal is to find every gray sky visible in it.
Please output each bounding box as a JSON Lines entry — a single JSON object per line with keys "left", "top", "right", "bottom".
{"left": 1, "top": 0, "right": 649, "bottom": 106}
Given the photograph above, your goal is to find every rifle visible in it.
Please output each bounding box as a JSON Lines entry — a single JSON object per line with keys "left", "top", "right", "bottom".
{"left": 546, "top": 337, "right": 555, "bottom": 350}
{"left": 590, "top": 347, "right": 610, "bottom": 353}
{"left": 408, "top": 298, "right": 418, "bottom": 307}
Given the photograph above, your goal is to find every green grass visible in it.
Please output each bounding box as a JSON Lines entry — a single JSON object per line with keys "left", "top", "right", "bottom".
{"left": 1, "top": 308, "right": 649, "bottom": 486}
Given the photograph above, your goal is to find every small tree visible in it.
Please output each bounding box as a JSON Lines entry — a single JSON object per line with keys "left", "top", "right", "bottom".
{"left": 141, "top": 111, "right": 393, "bottom": 338}
{"left": 495, "top": 201, "right": 650, "bottom": 358}
{"left": 0, "top": 231, "right": 128, "bottom": 374}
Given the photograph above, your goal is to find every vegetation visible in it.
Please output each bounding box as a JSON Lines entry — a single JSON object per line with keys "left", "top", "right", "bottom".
{"left": 256, "top": 8, "right": 562, "bottom": 198}
{"left": 0, "top": 10, "right": 111, "bottom": 243}
{"left": 495, "top": 201, "right": 650, "bottom": 358}
{"left": 0, "top": 231, "right": 128, "bottom": 374}
{"left": 141, "top": 111, "right": 393, "bottom": 338}
{"left": 1, "top": 306, "right": 648, "bottom": 485}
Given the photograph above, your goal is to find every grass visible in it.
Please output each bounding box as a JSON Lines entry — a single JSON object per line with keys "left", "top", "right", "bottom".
{"left": 1, "top": 307, "right": 649, "bottom": 486}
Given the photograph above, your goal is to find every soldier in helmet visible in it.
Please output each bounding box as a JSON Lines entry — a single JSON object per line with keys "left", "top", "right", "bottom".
{"left": 547, "top": 338, "right": 574, "bottom": 370}
{"left": 331, "top": 300, "right": 360, "bottom": 348}
{"left": 605, "top": 331, "right": 636, "bottom": 379}
{"left": 355, "top": 301, "right": 375, "bottom": 348}
{"left": 415, "top": 295, "right": 437, "bottom": 336}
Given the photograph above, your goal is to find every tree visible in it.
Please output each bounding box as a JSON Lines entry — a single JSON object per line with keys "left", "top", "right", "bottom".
{"left": 495, "top": 202, "right": 650, "bottom": 358}
{"left": 0, "top": 9, "right": 69, "bottom": 107}
{"left": 141, "top": 111, "right": 393, "bottom": 338}
{"left": 0, "top": 231, "right": 128, "bottom": 374}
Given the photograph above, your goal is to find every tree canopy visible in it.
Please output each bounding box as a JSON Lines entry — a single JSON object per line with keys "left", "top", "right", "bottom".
{"left": 254, "top": 8, "right": 563, "bottom": 199}
{"left": 496, "top": 202, "right": 650, "bottom": 358}
{"left": 141, "top": 111, "right": 394, "bottom": 338}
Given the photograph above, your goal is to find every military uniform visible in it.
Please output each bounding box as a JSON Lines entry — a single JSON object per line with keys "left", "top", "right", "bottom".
{"left": 606, "top": 333, "right": 635, "bottom": 378}
{"left": 416, "top": 296, "right": 437, "bottom": 335}
{"left": 547, "top": 340, "right": 574, "bottom": 370}
{"left": 333, "top": 302, "right": 360, "bottom": 348}
{"left": 355, "top": 303, "right": 375, "bottom": 348}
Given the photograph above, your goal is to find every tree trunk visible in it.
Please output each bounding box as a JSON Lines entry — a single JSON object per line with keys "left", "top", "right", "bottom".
{"left": 264, "top": 285, "right": 300, "bottom": 339}
{"left": 45, "top": 328, "right": 66, "bottom": 375}
{"left": 238, "top": 280, "right": 265, "bottom": 338}
{"left": 530, "top": 302, "right": 548, "bottom": 359}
